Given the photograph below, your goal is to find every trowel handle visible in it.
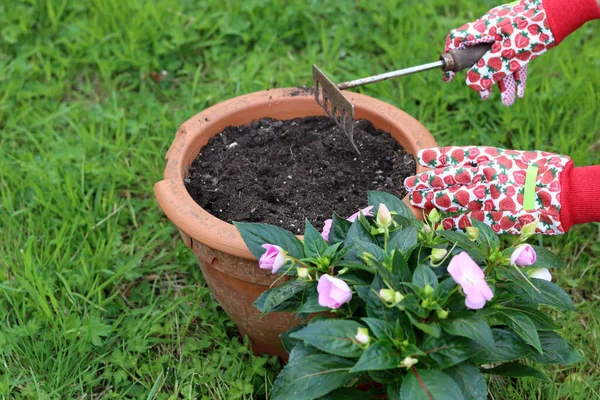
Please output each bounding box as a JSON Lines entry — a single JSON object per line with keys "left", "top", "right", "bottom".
{"left": 441, "top": 43, "right": 493, "bottom": 73}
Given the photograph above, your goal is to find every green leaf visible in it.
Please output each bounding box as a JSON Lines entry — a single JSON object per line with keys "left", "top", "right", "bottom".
{"left": 436, "top": 231, "right": 478, "bottom": 254}
{"left": 494, "top": 309, "right": 542, "bottom": 354}
{"left": 290, "top": 319, "right": 365, "bottom": 358}
{"left": 328, "top": 213, "right": 352, "bottom": 244}
{"left": 335, "top": 260, "right": 377, "bottom": 274}
{"left": 323, "top": 242, "right": 345, "bottom": 263}
{"left": 422, "top": 335, "right": 479, "bottom": 369}
{"left": 505, "top": 278, "right": 575, "bottom": 311}
{"left": 234, "top": 222, "right": 304, "bottom": 260}
{"left": 407, "top": 312, "right": 441, "bottom": 338}
{"left": 357, "top": 275, "right": 404, "bottom": 322}
{"left": 362, "top": 318, "right": 396, "bottom": 342}
{"left": 353, "top": 239, "right": 385, "bottom": 263}
{"left": 350, "top": 342, "right": 403, "bottom": 372}
{"left": 470, "top": 219, "right": 499, "bottom": 253}
{"left": 270, "top": 354, "right": 357, "bottom": 400}
{"left": 253, "top": 280, "right": 310, "bottom": 315}
{"left": 530, "top": 245, "right": 564, "bottom": 268}
{"left": 400, "top": 369, "right": 465, "bottom": 400}
{"left": 344, "top": 220, "right": 378, "bottom": 261}
{"left": 387, "top": 381, "right": 402, "bottom": 400}
{"left": 434, "top": 278, "right": 457, "bottom": 305}
{"left": 527, "top": 331, "right": 585, "bottom": 365}
{"left": 303, "top": 219, "right": 328, "bottom": 258}
{"left": 412, "top": 264, "right": 438, "bottom": 288}
{"left": 288, "top": 341, "right": 321, "bottom": 364}
{"left": 446, "top": 363, "right": 487, "bottom": 400}
{"left": 368, "top": 190, "right": 413, "bottom": 219}
{"left": 470, "top": 329, "right": 532, "bottom": 364}
{"left": 337, "top": 270, "right": 373, "bottom": 286}
{"left": 481, "top": 362, "right": 548, "bottom": 381}
{"left": 441, "top": 314, "right": 495, "bottom": 350}
{"left": 501, "top": 305, "right": 558, "bottom": 331}
{"left": 498, "top": 265, "right": 535, "bottom": 298}
{"left": 388, "top": 226, "right": 418, "bottom": 257}
{"left": 398, "top": 294, "right": 428, "bottom": 318}
{"left": 281, "top": 325, "right": 306, "bottom": 353}
{"left": 391, "top": 249, "right": 412, "bottom": 282}
{"left": 321, "top": 388, "right": 368, "bottom": 400}
{"left": 295, "top": 289, "right": 331, "bottom": 314}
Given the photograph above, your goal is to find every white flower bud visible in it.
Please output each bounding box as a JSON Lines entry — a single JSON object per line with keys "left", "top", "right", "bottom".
{"left": 379, "top": 288, "right": 395, "bottom": 303}
{"left": 355, "top": 327, "right": 370, "bottom": 345}
{"left": 297, "top": 267, "right": 309, "bottom": 278}
{"left": 431, "top": 248, "right": 448, "bottom": 262}
{"left": 400, "top": 356, "right": 419, "bottom": 369}
{"left": 376, "top": 204, "right": 393, "bottom": 228}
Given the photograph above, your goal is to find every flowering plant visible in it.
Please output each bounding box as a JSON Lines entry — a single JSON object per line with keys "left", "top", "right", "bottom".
{"left": 234, "top": 191, "right": 583, "bottom": 400}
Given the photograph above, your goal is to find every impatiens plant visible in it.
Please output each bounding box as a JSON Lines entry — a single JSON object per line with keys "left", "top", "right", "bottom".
{"left": 234, "top": 191, "right": 584, "bottom": 400}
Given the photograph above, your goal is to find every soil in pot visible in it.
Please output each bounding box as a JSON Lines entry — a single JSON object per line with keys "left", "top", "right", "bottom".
{"left": 184, "top": 116, "right": 416, "bottom": 232}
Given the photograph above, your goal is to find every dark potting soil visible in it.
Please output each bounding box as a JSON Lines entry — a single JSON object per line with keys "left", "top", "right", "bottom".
{"left": 184, "top": 116, "right": 416, "bottom": 233}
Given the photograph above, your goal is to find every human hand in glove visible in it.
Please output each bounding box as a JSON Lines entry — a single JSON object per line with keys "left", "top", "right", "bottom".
{"left": 443, "top": 0, "right": 600, "bottom": 105}
{"left": 404, "top": 146, "right": 600, "bottom": 235}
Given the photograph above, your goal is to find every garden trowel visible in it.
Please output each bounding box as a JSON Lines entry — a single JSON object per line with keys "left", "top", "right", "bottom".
{"left": 313, "top": 43, "right": 492, "bottom": 152}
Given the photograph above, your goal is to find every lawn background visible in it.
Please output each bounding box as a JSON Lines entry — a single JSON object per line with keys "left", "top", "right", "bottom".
{"left": 0, "top": 0, "right": 599, "bottom": 398}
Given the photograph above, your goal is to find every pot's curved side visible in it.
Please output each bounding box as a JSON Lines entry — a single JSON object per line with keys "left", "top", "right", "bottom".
{"left": 191, "top": 239, "right": 295, "bottom": 360}
{"left": 154, "top": 88, "right": 437, "bottom": 262}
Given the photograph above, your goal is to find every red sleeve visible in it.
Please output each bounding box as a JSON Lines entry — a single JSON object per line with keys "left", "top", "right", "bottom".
{"left": 560, "top": 162, "right": 600, "bottom": 231}
{"left": 544, "top": 0, "right": 600, "bottom": 44}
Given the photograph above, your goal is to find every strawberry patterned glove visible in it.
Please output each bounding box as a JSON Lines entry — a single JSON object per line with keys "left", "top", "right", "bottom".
{"left": 444, "top": 0, "right": 600, "bottom": 106}
{"left": 404, "top": 146, "right": 573, "bottom": 235}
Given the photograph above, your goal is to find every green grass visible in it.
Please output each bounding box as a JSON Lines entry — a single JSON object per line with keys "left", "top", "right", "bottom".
{"left": 0, "top": 0, "right": 599, "bottom": 398}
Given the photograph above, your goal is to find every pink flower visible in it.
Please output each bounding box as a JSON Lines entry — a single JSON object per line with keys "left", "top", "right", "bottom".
{"left": 258, "top": 244, "right": 287, "bottom": 273}
{"left": 347, "top": 206, "right": 374, "bottom": 222}
{"left": 448, "top": 252, "right": 494, "bottom": 310}
{"left": 321, "top": 219, "right": 333, "bottom": 241}
{"left": 317, "top": 275, "right": 352, "bottom": 309}
{"left": 510, "top": 244, "right": 536, "bottom": 266}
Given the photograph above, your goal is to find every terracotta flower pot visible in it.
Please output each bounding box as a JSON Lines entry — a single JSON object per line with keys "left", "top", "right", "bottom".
{"left": 154, "top": 88, "right": 437, "bottom": 360}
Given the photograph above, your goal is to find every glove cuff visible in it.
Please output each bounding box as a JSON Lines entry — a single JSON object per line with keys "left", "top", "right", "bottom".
{"left": 543, "top": 0, "right": 600, "bottom": 44}
{"left": 559, "top": 162, "right": 600, "bottom": 231}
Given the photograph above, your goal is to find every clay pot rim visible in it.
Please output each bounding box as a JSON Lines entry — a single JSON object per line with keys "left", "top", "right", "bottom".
{"left": 154, "top": 87, "right": 437, "bottom": 261}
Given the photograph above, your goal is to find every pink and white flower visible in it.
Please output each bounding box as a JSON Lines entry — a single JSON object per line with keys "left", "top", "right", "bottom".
{"left": 510, "top": 244, "right": 537, "bottom": 266}
{"left": 321, "top": 219, "right": 333, "bottom": 241}
{"left": 258, "top": 244, "right": 287, "bottom": 273}
{"left": 317, "top": 274, "right": 352, "bottom": 309}
{"left": 448, "top": 252, "right": 494, "bottom": 310}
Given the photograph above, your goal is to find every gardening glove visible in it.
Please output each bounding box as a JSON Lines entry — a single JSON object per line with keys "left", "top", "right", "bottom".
{"left": 403, "top": 146, "right": 600, "bottom": 235}
{"left": 443, "top": 0, "right": 600, "bottom": 106}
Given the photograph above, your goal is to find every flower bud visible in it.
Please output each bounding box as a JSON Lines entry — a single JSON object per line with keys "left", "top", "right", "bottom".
{"left": 521, "top": 220, "right": 538, "bottom": 238}
{"left": 400, "top": 356, "right": 419, "bottom": 369}
{"left": 436, "top": 309, "right": 449, "bottom": 319}
{"left": 422, "top": 224, "right": 432, "bottom": 234}
{"left": 297, "top": 267, "right": 309, "bottom": 279}
{"left": 510, "top": 244, "right": 537, "bottom": 266}
{"left": 427, "top": 209, "right": 441, "bottom": 224}
{"left": 431, "top": 248, "right": 448, "bottom": 263}
{"left": 376, "top": 204, "right": 393, "bottom": 228}
{"left": 379, "top": 288, "right": 395, "bottom": 303}
{"left": 394, "top": 291, "right": 404, "bottom": 304}
{"left": 423, "top": 284, "right": 435, "bottom": 296}
{"left": 527, "top": 267, "right": 552, "bottom": 282}
{"left": 466, "top": 227, "right": 479, "bottom": 241}
{"left": 355, "top": 327, "right": 370, "bottom": 345}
